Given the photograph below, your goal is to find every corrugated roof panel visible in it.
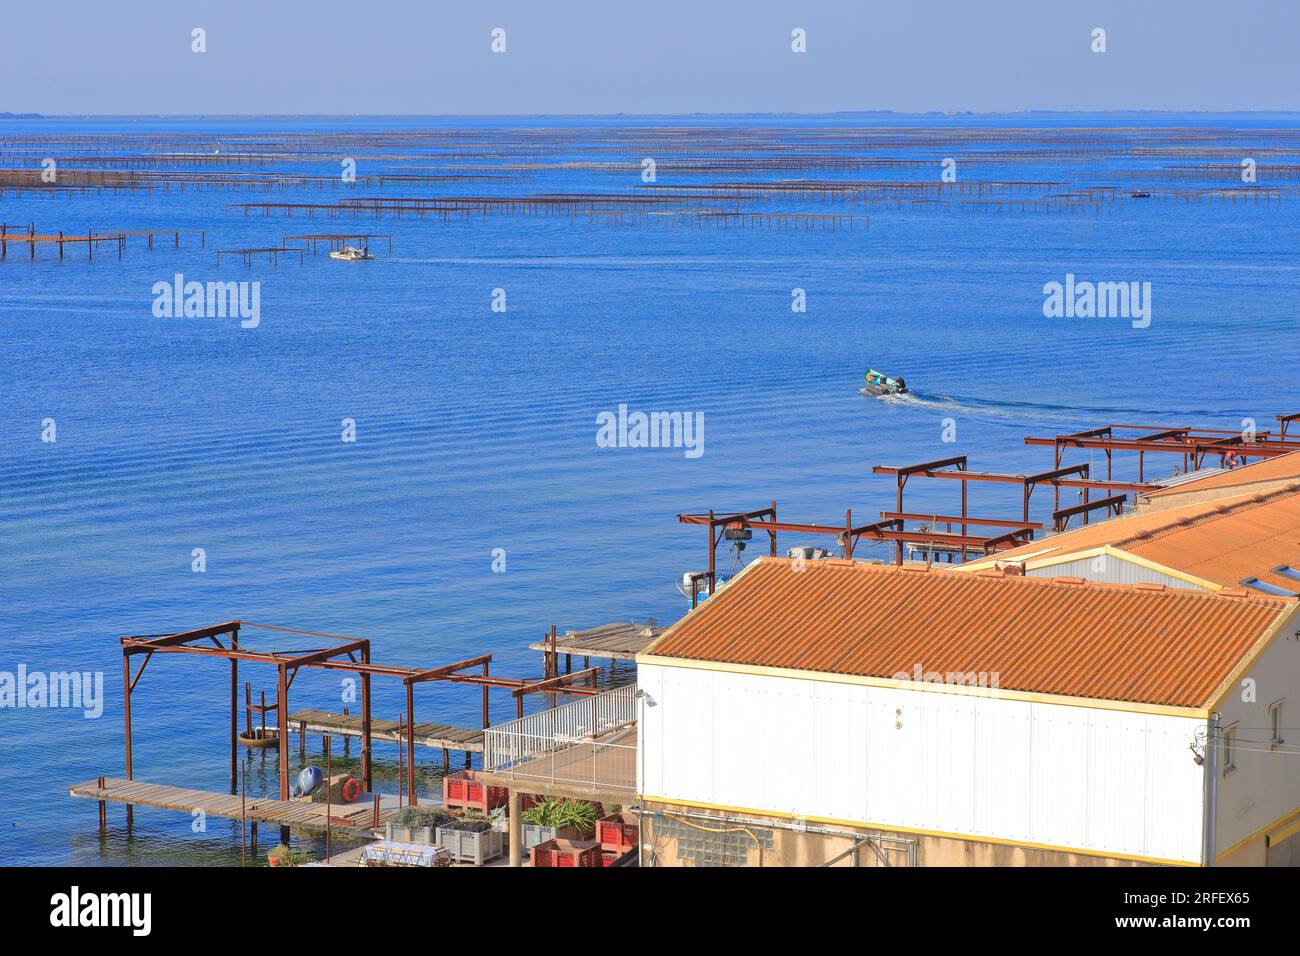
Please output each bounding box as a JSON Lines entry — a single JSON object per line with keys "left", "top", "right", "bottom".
{"left": 970, "top": 486, "right": 1300, "bottom": 591}
{"left": 644, "top": 558, "right": 1292, "bottom": 708}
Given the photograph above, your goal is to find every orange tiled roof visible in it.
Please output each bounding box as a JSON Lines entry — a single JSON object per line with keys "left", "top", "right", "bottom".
{"left": 1145, "top": 449, "right": 1300, "bottom": 499}
{"left": 969, "top": 486, "right": 1300, "bottom": 591}
{"left": 643, "top": 558, "right": 1292, "bottom": 709}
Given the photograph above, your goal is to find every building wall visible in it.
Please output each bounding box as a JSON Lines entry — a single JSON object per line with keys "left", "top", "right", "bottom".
{"left": 1025, "top": 554, "right": 1204, "bottom": 590}
{"left": 1212, "top": 604, "right": 1300, "bottom": 864}
{"left": 1139, "top": 478, "right": 1296, "bottom": 513}
{"left": 641, "top": 799, "right": 1146, "bottom": 867}
{"left": 638, "top": 662, "right": 1206, "bottom": 865}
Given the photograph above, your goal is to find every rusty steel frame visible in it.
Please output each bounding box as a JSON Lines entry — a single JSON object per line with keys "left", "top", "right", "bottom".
{"left": 1277, "top": 412, "right": 1300, "bottom": 440}
{"left": 679, "top": 497, "right": 1035, "bottom": 592}
{"left": 510, "top": 667, "right": 602, "bottom": 722}
{"left": 117, "top": 619, "right": 598, "bottom": 815}
{"left": 871, "top": 455, "right": 1139, "bottom": 563}
{"left": 1027, "top": 420, "right": 1300, "bottom": 483}
{"left": 1053, "top": 493, "right": 1128, "bottom": 531}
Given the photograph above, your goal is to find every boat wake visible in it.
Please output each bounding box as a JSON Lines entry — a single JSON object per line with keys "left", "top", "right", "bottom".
{"left": 867, "top": 390, "right": 1223, "bottom": 424}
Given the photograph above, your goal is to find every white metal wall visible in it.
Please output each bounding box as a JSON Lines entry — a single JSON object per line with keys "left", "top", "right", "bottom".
{"left": 1025, "top": 553, "right": 1204, "bottom": 590}
{"left": 1213, "top": 605, "right": 1300, "bottom": 859}
{"left": 638, "top": 663, "right": 1206, "bottom": 863}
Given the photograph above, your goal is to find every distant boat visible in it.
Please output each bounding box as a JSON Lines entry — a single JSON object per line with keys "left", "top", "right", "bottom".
{"left": 1130, "top": 190, "right": 1152, "bottom": 199}
{"left": 329, "top": 245, "right": 374, "bottom": 262}
{"left": 861, "top": 368, "right": 909, "bottom": 397}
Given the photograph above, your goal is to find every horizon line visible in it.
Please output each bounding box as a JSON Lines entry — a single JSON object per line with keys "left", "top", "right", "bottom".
{"left": 8, "top": 109, "right": 1300, "bottom": 121}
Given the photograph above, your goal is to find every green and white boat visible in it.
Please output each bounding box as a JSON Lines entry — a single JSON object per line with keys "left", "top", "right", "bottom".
{"left": 861, "top": 368, "right": 909, "bottom": 397}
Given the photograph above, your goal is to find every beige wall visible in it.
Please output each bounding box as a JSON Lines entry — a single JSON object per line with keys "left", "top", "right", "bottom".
{"left": 1139, "top": 478, "right": 1295, "bottom": 513}
{"left": 1212, "top": 604, "right": 1300, "bottom": 862}
{"left": 1268, "top": 829, "right": 1299, "bottom": 866}
{"left": 1217, "top": 834, "right": 1267, "bottom": 867}
{"left": 641, "top": 800, "right": 1149, "bottom": 868}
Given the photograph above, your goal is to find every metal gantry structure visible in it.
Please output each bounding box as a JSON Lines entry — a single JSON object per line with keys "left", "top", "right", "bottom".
{"left": 872, "top": 454, "right": 1149, "bottom": 551}
{"left": 678, "top": 497, "right": 1038, "bottom": 604}
{"left": 681, "top": 411, "right": 1300, "bottom": 592}
{"left": 118, "top": 620, "right": 599, "bottom": 832}
{"left": 1024, "top": 420, "right": 1300, "bottom": 481}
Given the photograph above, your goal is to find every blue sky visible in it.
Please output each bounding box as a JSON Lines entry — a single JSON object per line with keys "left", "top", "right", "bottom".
{"left": 4, "top": 0, "right": 1299, "bottom": 115}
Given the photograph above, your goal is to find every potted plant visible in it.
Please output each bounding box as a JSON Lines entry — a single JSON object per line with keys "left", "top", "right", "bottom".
{"left": 437, "top": 811, "right": 505, "bottom": 865}
{"left": 386, "top": 805, "right": 455, "bottom": 844}
{"left": 519, "top": 798, "right": 600, "bottom": 848}
{"left": 267, "top": 844, "right": 311, "bottom": 868}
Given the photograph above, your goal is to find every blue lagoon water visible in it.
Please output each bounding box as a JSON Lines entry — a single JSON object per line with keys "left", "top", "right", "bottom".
{"left": 0, "top": 114, "right": 1297, "bottom": 864}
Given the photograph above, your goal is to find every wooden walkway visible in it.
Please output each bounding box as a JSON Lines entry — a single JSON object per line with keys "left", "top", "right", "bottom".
{"left": 69, "top": 777, "right": 394, "bottom": 835}
{"left": 288, "top": 709, "right": 484, "bottom": 753}
{"left": 528, "top": 622, "right": 664, "bottom": 663}
{"left": 477, "top": 726, "right": 638, "bottom": 803}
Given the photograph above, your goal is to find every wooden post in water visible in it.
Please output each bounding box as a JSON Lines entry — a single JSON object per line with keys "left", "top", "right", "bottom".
{"left": 122, "top": 651, "right": 133, "bottom": 828}
{"left": 396, "top": 713, "right": 404, "bottom": 809}
{"left": 324, "top": 735, "right": 332, "bottom": 863}
{"left": 276, "top": 663, "right": 290, "bottom": 845}
{"left": 240, "top": 760, "right": 247, "bottom": 867}
{"left": 229, "top": 626, "right": 239, "bottom": 794}
{"left": 360, "top": 643, "right": 372, "bottom": 793}
{"left": 405, "top": 683, "right": 417, "bottom": 806}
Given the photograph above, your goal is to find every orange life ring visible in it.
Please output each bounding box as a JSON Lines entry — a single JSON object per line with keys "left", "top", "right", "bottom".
{"left": 341, "top": 777, "right": 362, "bottom": 804}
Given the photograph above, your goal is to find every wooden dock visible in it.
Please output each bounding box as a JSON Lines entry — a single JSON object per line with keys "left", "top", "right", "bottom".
{"left": 69, "top": 777, "right": 395, "bottom": 835}
{"left": 529, "top": 621, "right": 664, "bottom": 663}
{"left": 477, "top": 726, "right": 638, "bottom": 803}
{"left": 0, "top": 225, "right": 124, "bottom": 260}
{"left": 288, "top": 709, "right": 484, "bottom": 753}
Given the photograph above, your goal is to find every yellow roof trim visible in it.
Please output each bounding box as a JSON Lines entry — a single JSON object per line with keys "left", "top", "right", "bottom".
{"left": 959, "top": 544, "right": 1222, "bottom": 591}
{"left": 1268, "top": 811, "right": 1300, "bottom": 848}
{"left": 1215, "top": 803, "right": 1300, "bottom": 860}
{"left": 1102, "top": 547, "right": 1225, "bottom": 591}
{"left": 1204, "top": 602, "right": 1300, "bottom": 711}
{"left": 958, "top": 546, "right": 1063, "bottom": 570}
{"left": 635, "top": 652, "right": 1209, "bottom": 719}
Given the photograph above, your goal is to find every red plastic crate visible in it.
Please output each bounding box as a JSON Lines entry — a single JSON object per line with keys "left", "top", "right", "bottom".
{"left": 442, "top": 771, "right": 508, "bottom": 814}
{"left": 600, "top": 848, "right": 637, "bottom": 868}
{"left": 596, "top": 811, "right": 638, "bottom": 852}
{"left": 531, "top": 838, "right": 602, "bottom": 868}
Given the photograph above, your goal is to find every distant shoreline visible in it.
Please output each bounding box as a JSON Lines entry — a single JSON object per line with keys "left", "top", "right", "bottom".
{"left": 6, "top": 110, "right": 1300, "bottom": 121}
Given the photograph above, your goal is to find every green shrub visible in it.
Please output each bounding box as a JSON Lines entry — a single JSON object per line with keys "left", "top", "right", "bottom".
{"left": 267, "top": 844, "right": 312, "bottom": 867}
{"left": 520, "top": 798, "right": 599, "bottom": 834}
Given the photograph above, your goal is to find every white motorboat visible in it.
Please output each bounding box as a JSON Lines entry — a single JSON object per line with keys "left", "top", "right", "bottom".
{"left": 329, "top": 245, "right": 374, "bottom": 262}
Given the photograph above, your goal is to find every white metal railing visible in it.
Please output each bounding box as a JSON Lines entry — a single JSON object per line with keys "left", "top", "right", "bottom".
{"left": 483, "top": 684, "right": 637, "bottom": 792}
